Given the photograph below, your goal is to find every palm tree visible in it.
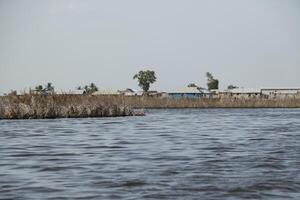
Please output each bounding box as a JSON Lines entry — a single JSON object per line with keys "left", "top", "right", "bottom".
{"left": 45, "top": 82, "right": 54, "bottom": 93}
{"left": 187, "top": 83, "right": 198, "bottom": 88}
{"left": 90, "top": 83, "right": 98, "bottom": 92}
{"left": 79, "top": 83, "right": 99, "bottom": 94}
{"left": 35, "top": 85, "right": 44, "bottom": 92}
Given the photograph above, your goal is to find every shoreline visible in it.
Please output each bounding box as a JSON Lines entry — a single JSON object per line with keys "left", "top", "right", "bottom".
{"left": 124, "top": 96, "right": 300, "bottom": 109}
{"left": 1, "top": 94, "right": 300, "bottom": 119}
{"left": 0, "top": 94, "right": 135, "bottom": 120}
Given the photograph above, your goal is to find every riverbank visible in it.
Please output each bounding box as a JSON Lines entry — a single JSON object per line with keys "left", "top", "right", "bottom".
{"left": 123, "top": 96, "right": 300, "bottom": 108}
{"left": 1, "top": 94, "right": 300, "bottom": 119}
{"left": 0, "top": 94, "right": 134, "bottom": 119}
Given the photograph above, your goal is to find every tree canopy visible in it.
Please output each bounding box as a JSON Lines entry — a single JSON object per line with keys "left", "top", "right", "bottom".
{"left": 187, "top": 83, "right": 198, "bottom": 88}
{"left": 78, "top": 83, "right": 98, "bottom": 94}
{"left": 206, "top": 72, "right": 219, "bottom": 90}
{"left": 227, "top": 85, "right": 238, "bottom": 90}
{"left": 45, "top": 82, "right": 54, "bottom": 93}
{"left": 133, "top": 70, "right": 157, "bottom": 93}
{"left": 34, "top": 82, "right": 54, "bottom": 94}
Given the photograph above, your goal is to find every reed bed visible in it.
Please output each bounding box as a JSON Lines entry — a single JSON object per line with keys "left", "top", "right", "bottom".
{"left": 0, "top": 94, "right": 133, "bottom": 119}
{"left": 1, "top": 94, "right": 300, "bottom": 119}
{"left": 123, "top": 96, "right": 300, "bottom": 109}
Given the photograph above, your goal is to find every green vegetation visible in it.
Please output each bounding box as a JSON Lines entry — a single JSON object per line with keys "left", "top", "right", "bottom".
{"left": 206, "top": 72, "right": 219, "bottom": 90}
{"left": 34, "top": 82, "right": 54, "bottom": 94}
{"left": 45, "top": 82, "right": 54, "bottom": 93}
{"left": 35, "top": 85, "right": 43, "bottom": 92}
{"left": 133, "top": 70, "right": 157, "bottom": 93}
{"left": 187, "top": 83, "right": 198, "bottom": 87}
{"left": 78, "top": 83, "right": 98, "bottom": 94}
{"left": 7, "top": 90, "right": 17, "bottom": 96}
{"left": 227, "top": 85, "right": 238, "bottom": 90}
{"left": 1, "top": 94, "right": 300, "bottom": 119}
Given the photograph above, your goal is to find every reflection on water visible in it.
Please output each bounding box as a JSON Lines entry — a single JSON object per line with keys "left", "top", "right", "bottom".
{"left": 1, "top": 109, "right": 300, "bottom": 199}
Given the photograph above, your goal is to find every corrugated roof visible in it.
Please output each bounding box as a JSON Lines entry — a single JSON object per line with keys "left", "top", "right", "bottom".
{"left": 230, "top": 88, "right": 261, "bottom": 94}
{"left": 55, "top": 90, "right": 84, "bottom": 94}
{"left": 261, "top": 87, "right": 300, "bottom": 90}
{"left": 92, "top": 89, "right": 120, "bottom": 95}
{"left": 168, "top": 87, "right": 203, "bottom": 94}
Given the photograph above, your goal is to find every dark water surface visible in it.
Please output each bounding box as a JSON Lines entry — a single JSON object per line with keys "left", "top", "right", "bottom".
{"left": 1, "top": 109, "right": 300, "bottom": 200}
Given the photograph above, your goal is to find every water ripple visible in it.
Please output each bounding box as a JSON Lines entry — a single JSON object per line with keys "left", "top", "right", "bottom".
{"left": 0, "top": 109, "right": 300, "bottom": 199}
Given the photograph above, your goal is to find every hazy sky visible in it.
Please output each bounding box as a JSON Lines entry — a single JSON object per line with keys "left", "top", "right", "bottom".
{"left": 0, "top": 0, "right": 299, "bottom": 94}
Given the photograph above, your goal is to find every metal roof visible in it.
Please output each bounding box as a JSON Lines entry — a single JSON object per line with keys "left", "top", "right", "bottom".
{"left": 92, "top": 89, "right": 120, "bottom": 95}
{"left": 168, "top": 87, "right": 203, "bottom": 94}
{"left": 261, "top": 87, "right": 300, "bottom": 91}
{"left": 230, "top": 88, "right": 261, "bottom": 94}
{"left": 54, "top": 90, "right": 84, "bottom": 94}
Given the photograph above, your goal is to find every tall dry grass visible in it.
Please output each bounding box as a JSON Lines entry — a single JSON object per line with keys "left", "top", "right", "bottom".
{"left": 0, "top": 94, "right": 133, "bottom": 119}
{"left": 123, "top": 96, "right": 300, "bottom": 108}
{"left": 1, "top": 94, "right": 300, "bottom": 119}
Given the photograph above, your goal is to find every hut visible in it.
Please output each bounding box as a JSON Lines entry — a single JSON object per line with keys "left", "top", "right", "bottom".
{"left": 261, "top": 88, "right": 300, "bottom": 95}
{"left": 119, "top": 88, "right": 136, "bottom": 96}
{"left": 168, "top": 87, "right": 209, "bottom": 99}
{"left": 92, "top": 89, "right": 120, "bottom": 96}
{"left": 228, "top": 88, "right": 261, "bottom": 98}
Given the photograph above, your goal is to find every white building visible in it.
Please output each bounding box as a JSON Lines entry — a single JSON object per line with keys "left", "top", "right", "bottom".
{"left": 92, "top": 89, "right": 120, "bottom": 96}
{"left": 261, "top": 88, "right": 300, "bottom": 95}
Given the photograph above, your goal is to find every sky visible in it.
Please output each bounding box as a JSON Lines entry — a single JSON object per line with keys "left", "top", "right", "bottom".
{"left": 0, "top": 0, "right": 300, "bottom": 94}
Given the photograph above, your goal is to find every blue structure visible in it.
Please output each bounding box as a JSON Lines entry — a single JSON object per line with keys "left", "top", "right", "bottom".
{"left": 168, "top": 93, "right": 204, "bottom": 99}
{"left": 168, "top": 87, "right": 209, "bottom": 99}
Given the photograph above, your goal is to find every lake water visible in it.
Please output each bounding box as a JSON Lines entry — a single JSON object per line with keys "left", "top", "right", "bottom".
{"left": 0, "top": 109, "right": 300, "bottom": 200}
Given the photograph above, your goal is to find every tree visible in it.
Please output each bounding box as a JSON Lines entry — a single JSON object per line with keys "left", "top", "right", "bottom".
{"left": 89, "top": 83, "right": 98, "bottom": 92}
{"left": 187, "top": 83, "right": 198, "bottom": 88}
{"left": 79, "top": 83, "right": 98, "bottom": 94}
{"left": 206, "top": 72, "right": 219, "bottom": 90}
{"left": 33, "top": 83, "right": 55, "bottom": 94}
{"left": 7, "top": 90, "right": 17, "bottom": 96}
{"left": 45, "top": 82, "right": 54, "bottom": 93}
{"left": 227, "top": 85, "right": 238, "bottom": 90}
{"left": 133, "top": 70, "right": 157, "bottom": 93}
{"left": 35, "top": 85, "right": 44, "bottom": 92}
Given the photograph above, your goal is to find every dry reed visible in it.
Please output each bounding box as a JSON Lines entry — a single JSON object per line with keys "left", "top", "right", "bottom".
{"left": 1, "top": 94, "right": 300, "bottom": 120}
{"left": 123, "top": 96, "right": 300, "bottom": 109}
{"left": 0, "top": 94, "right": 133, "bottom": 119}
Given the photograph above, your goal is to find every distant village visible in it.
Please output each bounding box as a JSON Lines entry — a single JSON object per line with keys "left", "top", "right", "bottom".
{"left": 73, "top": 87, "right": 300, "bottom": 99}
{"left": 22, "top": 85, "right": 300, "bottom": 100}
{"left": 4, "top": 70, "right": 300, "bottom": 100}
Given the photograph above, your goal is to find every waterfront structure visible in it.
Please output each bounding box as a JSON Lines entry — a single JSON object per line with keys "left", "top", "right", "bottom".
{"left": 119, "top": 89, "right": 146, "bottom": 96}
{"left": 119, "top": 88, "right": 136, "bottom": 96}
{"left": 168, "top": 87, "right": 209, "bottom": 99}
{"left": 92, "top": 89, "right": 120, "bottom": 96}
{"left": 63, "top": 90, "right": 85, "bottom": 95}
{"left": 216, "top": 88, "right": 262, "bottom": 99}
{"left": 216, "top": 87, "right": 300, "bottom": 99}
{"left": 261, "top": 88, "right": 300, "bottom": 95}
{"left": 229, "top": 88, "right": 262, "bottom": 98}
{"left": 147, "top": 90, "right": 159, "bottom": 96}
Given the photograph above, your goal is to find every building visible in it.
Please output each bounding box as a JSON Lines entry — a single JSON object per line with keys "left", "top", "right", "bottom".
{"left": 92, "top": 89, "right": 120, "bottom": 96}
{"left": 56, "top": 90, "right": 84, "bottom": 95}
{"left": 168, "top": 87, "right": 209, "bottom": 99}
{"left": 215, "top": 88, "right": 262, "bottom": 99}
{"left": 147, "top": 90, "right": 159, "bottom": 96}
{"left": 118, "top": 88, "right": 145, "bottom": 96}
{"left": 230, "top": 88, "right": 261, "bottom": 98}
{"left": 261, "top": 88, "right": 300, "bottom": 95}
{"left": 119, "top": 88, "right": 136, "bottom": 96}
